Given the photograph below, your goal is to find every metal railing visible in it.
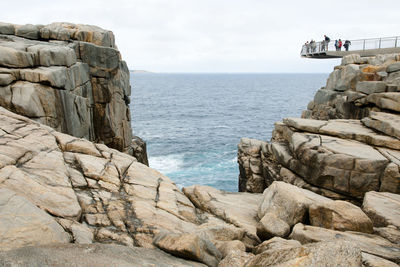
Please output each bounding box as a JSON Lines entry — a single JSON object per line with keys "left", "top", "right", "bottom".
{"left": 300, "top": 36, "right": 400, "bottom": 56}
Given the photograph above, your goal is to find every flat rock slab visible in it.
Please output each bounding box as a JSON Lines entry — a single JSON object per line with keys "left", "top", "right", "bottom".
{"left": 0, "top": 188, "right": 70, "bottom": 251}
{"left": 0, "top": 243, "right": 206, "bottom": 267}
{"left": 283, "top": 117, "right": 327, "bottom": 133}
{"left": 245, "top": 241, "right": 362, "bottom": 267}
{"left": 362, "top": 253, "right": 400, "bottom": 267}
{"left": 356, "top": 81, "right": 387, "bottom": 95}
{"left": 290, "top": 223, "right": 400, "bottom": 264}
{"left": 183, "top": 185, "right": 262, "bottom": 243}
{"left": 362, "top": 191, "right": 400, "bottom": 229}
{"left": 362, "top": 112, "right": 400, "bottom": 139}
{"left": 366, "top": 92, "right": 400, "bottom": 112}
{"left": 284, "top": 118, "right": 400, "bottom": 150}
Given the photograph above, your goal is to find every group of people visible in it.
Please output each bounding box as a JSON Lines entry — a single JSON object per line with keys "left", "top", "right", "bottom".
{"left": 303, "top": 35, "right": 352, "bottom": 54}
{"left": 334, "top": 39, "right": 352, "bottom": 51}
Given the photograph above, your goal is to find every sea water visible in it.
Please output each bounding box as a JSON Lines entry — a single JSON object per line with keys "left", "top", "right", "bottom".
{"left": 130, "top": 73, "right": 328, "bottom": 192}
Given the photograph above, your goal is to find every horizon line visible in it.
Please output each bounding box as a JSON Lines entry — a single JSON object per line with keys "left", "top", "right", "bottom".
{"left": 129, "top": 71, "right": 330, "bottom": 74}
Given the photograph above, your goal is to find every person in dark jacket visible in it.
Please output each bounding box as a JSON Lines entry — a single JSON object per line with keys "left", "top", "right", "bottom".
{"left": 343, "top": 40, "right": 351, "bottom": 51}
{"left": 324, "top": 35, "right": 330, "bottom": 51}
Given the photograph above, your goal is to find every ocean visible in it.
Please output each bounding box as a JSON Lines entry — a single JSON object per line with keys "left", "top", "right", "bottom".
{"left": 130, "top": 73, "right": 328, "bottom": 192}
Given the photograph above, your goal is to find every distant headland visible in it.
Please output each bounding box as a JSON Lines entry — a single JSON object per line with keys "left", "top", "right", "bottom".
{"left": 130, "top": 70, "right": 153, "bottom": 73}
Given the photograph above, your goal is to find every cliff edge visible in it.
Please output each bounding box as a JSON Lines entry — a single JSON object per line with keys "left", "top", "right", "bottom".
{"left": 0, "top": 22, "right": 147, "bottom": 163}
{"left": 238, "top": 53, "right": 400, "bottom": 202}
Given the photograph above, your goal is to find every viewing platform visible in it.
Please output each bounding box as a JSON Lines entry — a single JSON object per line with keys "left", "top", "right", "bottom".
{"left": 301, "top": 36, "right": 400, "bottom": 59}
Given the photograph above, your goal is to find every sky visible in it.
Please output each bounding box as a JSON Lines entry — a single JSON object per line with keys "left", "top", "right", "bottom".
{"left": 1, "top": 0, "right": 399, "bottom": 73}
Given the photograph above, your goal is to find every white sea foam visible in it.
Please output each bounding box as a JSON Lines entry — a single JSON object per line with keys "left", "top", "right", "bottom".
{"left": 149, "top": 154, "right": 185, "bottom": 174}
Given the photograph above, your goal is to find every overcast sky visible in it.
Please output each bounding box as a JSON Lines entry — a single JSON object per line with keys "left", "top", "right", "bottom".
{"left": 2, "top": 0, "right": 399, "bottom": 72}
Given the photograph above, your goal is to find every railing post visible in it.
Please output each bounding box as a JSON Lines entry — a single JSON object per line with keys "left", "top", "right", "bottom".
{"left": 363, "top": 39, "right": 365, "bottom": 50}
{"left": 379, "top": 38, "right": 381, "bottom": 49}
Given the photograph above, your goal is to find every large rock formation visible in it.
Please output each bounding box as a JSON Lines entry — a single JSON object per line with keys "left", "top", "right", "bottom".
{"left": 0, "top": 22, "right": 147, "bottom": 164}
{"left": 1, "top": 106, "right": 399, "bottom": 265}
{"left": 238, "top": 53, "right": 400, "bottom": 201}
{"left": 2, "top": 22, "right": 400, "bottom": 266}
{"left": 0, "top": 107, "right": 261, "bottom": 265}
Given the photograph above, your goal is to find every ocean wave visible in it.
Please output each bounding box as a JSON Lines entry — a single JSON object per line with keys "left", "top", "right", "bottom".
{"left": 148, "top": 154, "right": 185, "bottom": 174}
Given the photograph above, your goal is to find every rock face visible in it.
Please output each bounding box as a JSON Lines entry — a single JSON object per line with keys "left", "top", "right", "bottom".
{"left": 153, "top": 232, "right": 221, "bottom": 267}
{"left": 290, "top": 223, "right": 400, "bottom": 263}
{"left": 0, "top": 107, "right": 265, "bottom": 266}
{"left": 0, "top": 22, "right": 147, "bottom": 163}
{"left": 0, "top": 107, "right": 199, "bottom": 250}
{"left": 309, "top": 200, "right": 374, "bottom": 233}
{"left": 0, "top": 243, "right": 206, "bottom": 267}
{"left": 245, "top": 241, "right": 362, "bottom": 267}
{"left": 238, "top": 53, "right": 400, "bottom": 201}
{"left": 362, "top": 191, "right": 400, "bottom": 229}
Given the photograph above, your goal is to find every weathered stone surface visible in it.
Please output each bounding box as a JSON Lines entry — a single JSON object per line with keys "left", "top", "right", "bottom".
{"left": 215, "top": 240, "right": 246, "bottom": 258}
{"left": 0, "top": 22, "right": 137, "bottom": 155}
{"left": 309, "top": 200, "right": 373, "bottom": 233}
{"left": 15, "top": 24, "right": 41, "bottom": 39}
{"left": 258, "top": 181, "right": 332, "bottom": 227}
{"left": 57, "top": 218, "right": 93, "bottom": 244}
{"left": 237, "top": 138, "right": 267, "bottom": 193}
{"left": 362, "top": 191, "right": 400, "bottom": 229}
{"left": 253, "top": 237, "right": 301, "bottom": 255}
{"left": 0, "top": 73, "right": 15, "bottom": 86}
{"left": 290, "top": 223, "right": 400, "bottom": 263}
{"left": 183, "top": 185, "right": 262, "bottom": 244}
{"left": 0, "top": 188, "right": 70, "bottom": 251}
{"left": 0, "top": 108, "right": 200, "bottom": 251}
{"left": 366, "top": 93, "right": 400, "bottom": 112}
{"left": 386, "top": 62, "right": 400, "bottom": 73}
{"left": 326, "top": 64, "right": 360, "bottom": 92}
{"left": 256, "top": 213, "right": 290, "bottom": 240}
{"left": 289, "top": 132, "right": 388, "bottom": 198}
{"left": 245, "top": 241, "right": 362, "bottom": 267}
{"left": 356, "top": 81, "right": 387, "bottom": 95}
{"left": 40, "top": 22, "right": 116, "bottom": 47}
{"left": 362, "top": 253, "right": 400, "bottom": 267}
{"left": 0, "top": 22, "right": 15, "bottom": 35}
{"left": 0, "top": 244, "right": 206, "bottom": 267}
{"left": 283, "top": 117, "right": 327, "bottom": 132}
{"left": 131, "top": 135, "right": 149, "bottom": 166}
{"left": 362, "top": 112, "right": 400, "bottom": 139}
{"left": 218, "top": 250, "right": 254, "bottom": 267}
{"left": 374, "top": 226, "right": 400, "bottom": 244}
{"left": 342, "top": 54, "right": 362, "bottom": 65}
{"left": 153, "top": 232, "right": 222, "bottom": 267}
{"left": 27, "top": 44, "right": 77, "bottom": 67}
{"left": 0, "top": 45, "right": 34, "bottom": 68}
{"left": 285, "top": 118, "right": 400, "bottom": 150}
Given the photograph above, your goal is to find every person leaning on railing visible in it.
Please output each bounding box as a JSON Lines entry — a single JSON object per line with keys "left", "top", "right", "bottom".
{"left": 324, "top": 35, "right": 330, "bottom": 51}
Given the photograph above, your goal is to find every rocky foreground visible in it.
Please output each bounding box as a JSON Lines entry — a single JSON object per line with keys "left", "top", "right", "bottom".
{"left": 0, "top": 23, "right": 399, "bottom": 267}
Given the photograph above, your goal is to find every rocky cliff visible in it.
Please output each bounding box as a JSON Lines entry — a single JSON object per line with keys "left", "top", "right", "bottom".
{"left": 238, "top": 53, "right": 400, "bottom": 202}
{"left": 0, "top": 22, "right": 147, "bottom": 163}
{"left": 0, "top": 22, "right": 399, "bottom": 266}
{"left": 1, "top": 106, "right": 399, "bottom": 266}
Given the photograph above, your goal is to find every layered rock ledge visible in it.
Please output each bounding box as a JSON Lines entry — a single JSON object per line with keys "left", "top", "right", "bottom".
{"left": 238, "top": 53, "right": 400, "bottom": 202}
{"left": 0, "top": 22, "right": 147, "bottom": 163}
